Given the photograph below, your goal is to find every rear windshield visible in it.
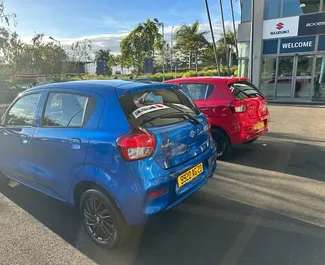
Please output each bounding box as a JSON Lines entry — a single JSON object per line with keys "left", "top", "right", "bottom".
{"left": 179, "top": 83, "right": 214, "bottom": 100}
{"left": 119, "top": 88, "right": 200, "bottom": 127}
{"left": 229, "top": 81, "right": 265, "bottom": 99}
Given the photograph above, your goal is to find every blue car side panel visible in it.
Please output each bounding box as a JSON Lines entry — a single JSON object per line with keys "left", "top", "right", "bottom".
{"left": 32, "top": 88, "right": 105, "bottom": 200}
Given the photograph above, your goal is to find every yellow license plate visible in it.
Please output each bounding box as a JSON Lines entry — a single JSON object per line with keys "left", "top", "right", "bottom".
{"left": 253, "top": 121, "right": 264, "bottom": 131}
{"left": 177, "top": 163, "right": 204, "bottom": 188}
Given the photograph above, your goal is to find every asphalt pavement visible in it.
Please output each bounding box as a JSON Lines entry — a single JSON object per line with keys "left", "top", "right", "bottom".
{"left": 1, "top": 104, "right": 325, "bottom": 265}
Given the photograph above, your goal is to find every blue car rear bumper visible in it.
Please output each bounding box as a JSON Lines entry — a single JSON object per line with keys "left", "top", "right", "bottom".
{"left": 120, "top": 148, "right": 217, "bottom": 225}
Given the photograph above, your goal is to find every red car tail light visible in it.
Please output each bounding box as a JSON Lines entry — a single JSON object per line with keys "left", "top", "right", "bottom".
{"left": 230, "top": 100, "right": 247, "bottom": 113}
{"left": 117, "top": 128, "right": 156, "bottom": 161}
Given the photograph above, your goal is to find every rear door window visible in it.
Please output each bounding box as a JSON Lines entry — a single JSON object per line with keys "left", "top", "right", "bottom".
{"left": 119, "top": 88, "right": 200, "bottom": 127}
{"left": 229, "top": 81, "right": 265, "bottom": 99}
{"left": 179, "top": 83, "right": 214, "bottom": 100}
{"left": 42, "top": 93, "right": 97, "bottom": 127}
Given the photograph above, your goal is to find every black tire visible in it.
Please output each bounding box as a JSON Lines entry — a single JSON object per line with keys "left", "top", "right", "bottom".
{"left": 244, "top": 138, "right": 258, "bottom": 144}
{"left": 211, "top": 128, "right": 232, "bottom": 160}
{"left": 80, "top": 189, "right": 130, "bottom": 249}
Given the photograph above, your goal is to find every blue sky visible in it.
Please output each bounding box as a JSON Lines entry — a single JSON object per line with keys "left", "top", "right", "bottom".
{"left": 4, "top": 0, "right": 241, "bottom": 53}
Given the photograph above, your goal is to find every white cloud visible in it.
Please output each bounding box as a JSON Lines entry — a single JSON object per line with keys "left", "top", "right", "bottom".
{"left": 19, "top": 21, "right": 239, "bottom": 57}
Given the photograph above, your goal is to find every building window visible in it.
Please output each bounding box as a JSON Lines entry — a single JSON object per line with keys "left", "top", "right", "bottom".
{"left": 238, "top": 59, "right": 249, "bottom": 78}
{"left": 238, "top": 42, "right": 250, "bottom": 58}
{"left": 238, "top": 42, "right": 250, "bottom": 78}
{"left": 241, "top": 0, "right": 251, "bottom": 22}
{"left": 260, "top": 58, "right": 276, "bottom": 99}
{"left": 265, "top": 0, "right": 282, "bottom": 19}
{"left": 283, "top": 0, "right": 321, "bottom": 17}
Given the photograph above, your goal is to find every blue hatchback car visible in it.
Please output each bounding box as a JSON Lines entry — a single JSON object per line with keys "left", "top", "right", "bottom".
{"left": 0, "top": 80, "right": 217, "bottom": 248}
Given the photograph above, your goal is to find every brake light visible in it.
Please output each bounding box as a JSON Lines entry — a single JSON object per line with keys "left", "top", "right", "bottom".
{"left": 230, "top": 100, "right": 247, "bottom": 113}
{"left": 116, "top": 128, "right": 156, "bottom": 161}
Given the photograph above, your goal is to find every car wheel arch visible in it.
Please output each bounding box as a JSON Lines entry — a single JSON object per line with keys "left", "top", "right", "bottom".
{"left": 73, "top": 181, "right": 123, "bottom": 216}
{"left": 211, "top": 125, "right": 231, "bottom": 143}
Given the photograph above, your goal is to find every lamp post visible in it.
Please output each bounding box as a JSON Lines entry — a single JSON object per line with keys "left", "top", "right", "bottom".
{"left": 49, "top": 36, "right": 61, "bottom": 46}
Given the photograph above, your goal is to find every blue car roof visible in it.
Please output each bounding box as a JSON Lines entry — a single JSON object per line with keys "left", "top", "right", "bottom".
{"left": 27, "top": 80, "right": 178, "bottom": 97}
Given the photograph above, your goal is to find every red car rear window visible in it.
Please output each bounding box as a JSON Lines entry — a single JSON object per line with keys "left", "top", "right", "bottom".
{"left": 179, "top": 83, "right": 214, "bottom": 100}
{"left": 229, "top": 81, "right": 265, "bottom": 99}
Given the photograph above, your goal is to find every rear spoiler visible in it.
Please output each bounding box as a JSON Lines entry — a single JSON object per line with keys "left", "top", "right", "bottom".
{"left": 116, "top": 83, "right": 179, "bottom": 97}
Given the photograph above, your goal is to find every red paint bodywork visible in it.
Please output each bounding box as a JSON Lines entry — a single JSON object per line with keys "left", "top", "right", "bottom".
{"left": 166, "top": 77, "right": 270, "bottom": 145}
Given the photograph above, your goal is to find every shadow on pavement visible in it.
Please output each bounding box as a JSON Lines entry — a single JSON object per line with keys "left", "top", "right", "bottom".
{"left": 2, "top": 174, "right": 325, "bottom": 265}
{"left": 0, "top": 134, "right": 325, "bottom": 264}
{"left": 229, "top": 136, "right": 325, "bottom": 181}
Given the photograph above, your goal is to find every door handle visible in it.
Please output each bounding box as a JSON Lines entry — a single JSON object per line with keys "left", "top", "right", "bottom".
{"left": 21, "top": 135, "right": 29, "bottom": 144}
{"left": 70, "top": 138, "right": 81, "bottom": 150}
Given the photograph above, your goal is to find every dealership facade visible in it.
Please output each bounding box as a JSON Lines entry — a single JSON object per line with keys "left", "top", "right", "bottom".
{"left": 238, "top": 0, "right": 325, "bottom": 102}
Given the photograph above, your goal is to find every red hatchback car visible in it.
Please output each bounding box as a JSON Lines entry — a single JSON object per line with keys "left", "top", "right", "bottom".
{"left": 166, "top": 77, "right": 270, "bottom": 159}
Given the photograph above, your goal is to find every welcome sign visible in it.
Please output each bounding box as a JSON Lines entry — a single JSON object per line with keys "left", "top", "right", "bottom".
{"left": 280, "top": 36, "right": 316, "bottom": 54}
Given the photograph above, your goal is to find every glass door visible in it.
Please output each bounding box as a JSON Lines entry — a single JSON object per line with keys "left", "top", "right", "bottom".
{"left": 294, "top": 55, "right": 313, "bottom": 99}
{"left": 313, "top": 55, "right": 325, "bottom": 101}
{"left": 276, "top": 56, "right": 294, "bottom": 99}
{"left": 260, "top": 57, "right": 276, "bottom": 99}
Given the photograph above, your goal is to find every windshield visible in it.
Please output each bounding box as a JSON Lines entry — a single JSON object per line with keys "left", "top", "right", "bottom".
{"left": 119, "top": 88, "right": 200, "bottom": 127}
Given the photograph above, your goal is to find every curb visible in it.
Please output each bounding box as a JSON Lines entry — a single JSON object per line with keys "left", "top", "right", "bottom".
{"left": 268, "top": 101, "right": 325, "bottom": 107}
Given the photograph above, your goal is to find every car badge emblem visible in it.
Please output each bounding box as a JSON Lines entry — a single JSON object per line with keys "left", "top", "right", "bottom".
{"left": 161, "top": 139, "right": 174, "bottom": 148}
{"left": 189, "top": 130, "right": 196, "bottom": 138}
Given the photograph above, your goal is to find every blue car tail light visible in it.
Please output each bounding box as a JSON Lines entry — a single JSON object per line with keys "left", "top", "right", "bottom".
{"left": 116, "top": 127, "right": 156, "bottom": 161}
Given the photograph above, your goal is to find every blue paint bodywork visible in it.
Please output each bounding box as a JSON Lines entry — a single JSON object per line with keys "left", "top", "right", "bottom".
{"left": 0, "top": 81, "right": 217, "bottom": 225}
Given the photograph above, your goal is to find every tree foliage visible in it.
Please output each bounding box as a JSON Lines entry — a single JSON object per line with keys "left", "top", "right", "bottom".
{"left": 95, "top": 49, "right": 110, "bottom": 62}
{"left": 0, "top": 0, "right": 18, "bottom": 65}
{"left": 68, "top": 39, "right": 92, "bottom": 75}
{"left": 9, "top": 34, "right": 68, "bottom": 74}
{"left": 120, "top": 19, "right": 162, "bottom": 73}
{"left": 174, "top": 20, "right": 208, "bottom": 71}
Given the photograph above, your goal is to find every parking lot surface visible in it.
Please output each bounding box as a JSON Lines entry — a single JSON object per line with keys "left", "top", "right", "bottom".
{"left": 0, "top": 104, "right": 325, "bottom": 265}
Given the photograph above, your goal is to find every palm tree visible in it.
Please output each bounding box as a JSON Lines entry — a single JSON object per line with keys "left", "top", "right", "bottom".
{"left": 174, "top": 20, "right": 208, "bottom": 71}
{"left": 217, "top": 29, "right": 237, "bottom": 65}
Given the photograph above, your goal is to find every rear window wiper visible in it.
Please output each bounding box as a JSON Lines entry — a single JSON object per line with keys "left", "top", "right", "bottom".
{"left": 141, "top": 112, "right": 200, "bottom": 126}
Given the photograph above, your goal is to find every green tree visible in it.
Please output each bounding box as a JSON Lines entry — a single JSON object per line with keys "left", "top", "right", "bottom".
{"left": 174, "top": 20, "right": 208, "bottom": 71}
{"left": 0, "top": 0, "right": 18, "bottom": 66}
{"left": 217, "top": 29, "right": 237, "bottom": 52}
{"left": 68, "top": 39, "right": 92, "bottom": 76}
{"left": 216, "top": 29, "right": 238, "bottom": 66}
{"left": 120, "top": 19, "right": 162, "bottom": 74}
{"left": 95, "top": 49, "right": 111, "bottom": 61}
{"left": 9, "top": 33, "right": 67, "bottom": 74}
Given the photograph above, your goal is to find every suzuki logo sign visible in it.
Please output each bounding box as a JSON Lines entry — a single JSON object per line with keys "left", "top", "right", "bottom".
{"left": 263, "top": 16, "right": 299, "bottom": 39}
{"left": 276, "top": 22, "right": 284, "bottom": 30}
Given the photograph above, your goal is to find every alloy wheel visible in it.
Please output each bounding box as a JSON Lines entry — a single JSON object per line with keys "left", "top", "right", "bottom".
{"left": 83, "top": 196, "right": 117, "bottom": 244}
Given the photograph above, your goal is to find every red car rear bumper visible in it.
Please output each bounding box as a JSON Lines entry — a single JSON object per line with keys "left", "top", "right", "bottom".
{"left": 230, "top": 115, "right": 270, "bottom": 145}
